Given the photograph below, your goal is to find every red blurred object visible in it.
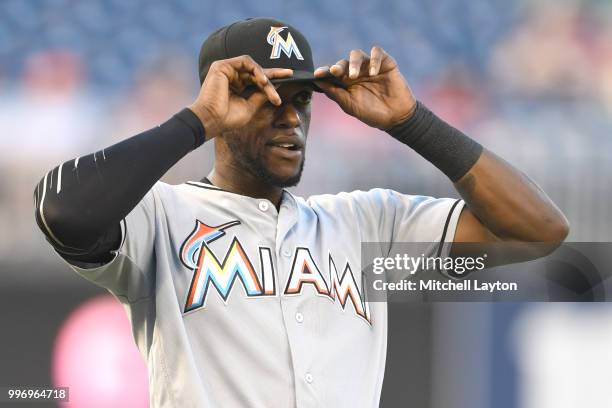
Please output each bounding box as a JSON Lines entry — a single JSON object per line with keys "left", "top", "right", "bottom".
{"left": 22, "top": 50, "right": 84, "bottom": 96}
{"left": 52, "top": 295, "right": 149, "bottom": 408}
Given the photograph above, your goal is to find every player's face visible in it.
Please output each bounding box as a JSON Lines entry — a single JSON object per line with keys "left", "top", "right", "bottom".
{"left": 223, "top": 82, "right": 312, "bottom": 188}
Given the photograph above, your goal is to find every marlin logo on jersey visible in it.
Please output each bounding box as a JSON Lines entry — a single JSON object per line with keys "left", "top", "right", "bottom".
{"left": 267, "top": 26, "right": 304, "bottom": 60}
{"left": 180, "top": 219, "right": 371, "bottom": 324}
{"left": 180, "top": 220, "right": 269, "bottom": 312}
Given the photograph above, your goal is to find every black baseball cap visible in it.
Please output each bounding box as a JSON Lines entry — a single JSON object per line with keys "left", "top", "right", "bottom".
{"left": 198, "top": 17, "right": 343, "bottom": 91}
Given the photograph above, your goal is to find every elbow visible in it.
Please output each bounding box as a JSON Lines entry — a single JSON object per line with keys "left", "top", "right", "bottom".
{"left": 531, "top": 214, "right": 570, "bottom": 257}
{"left": 506, "top": 212, "right": 570, "bottom": 245}
{"left": 33, "top": 178, "right": 71, "bottom": 244}
{"left": 33, "top": 179, "right": 51, "bottom": 235}
{"left": 555, "top": 216, "right": 570, "bottom": 242}
{"left": 33, "top": 190, "right": 62, "bottom": 241}
{"left": 543, "top": 214, "right": 570, "bottom": 244}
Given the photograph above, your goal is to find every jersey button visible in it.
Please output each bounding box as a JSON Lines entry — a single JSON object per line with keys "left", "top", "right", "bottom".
{"left": 282, "top": 248, "right": 291, "bottom": 257}
{"left": 295, "top": 312, "right": 304, "bottom": 323}
{"left": 305, "top": 373, "right": 313, "bottom": 384}
{"left": 258, "top": 201, "right": 269, "bottom": 212}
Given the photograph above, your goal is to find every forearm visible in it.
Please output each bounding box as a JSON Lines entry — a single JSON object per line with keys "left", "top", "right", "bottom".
{"left": 387, "top": 101, "right": 568, "bottom": 243}
{"left": 454, "top": 150, "right": 569, "bottom": 242}
{"left": 33, "top": 108, "right": 206, "bottom": 259}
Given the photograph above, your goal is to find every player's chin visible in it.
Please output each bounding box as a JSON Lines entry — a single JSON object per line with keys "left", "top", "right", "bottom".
{"left": 263, "top": 154, "right": 305, "bottom": 188}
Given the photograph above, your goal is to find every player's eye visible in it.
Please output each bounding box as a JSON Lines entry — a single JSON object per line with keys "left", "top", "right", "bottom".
{"left": 294, "top": 91, "right": 312, "bottom": 106}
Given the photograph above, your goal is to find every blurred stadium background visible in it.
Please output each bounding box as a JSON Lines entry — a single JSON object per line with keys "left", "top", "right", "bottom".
{"left": 1, "top": 0, "right": 611, "bottom": 406}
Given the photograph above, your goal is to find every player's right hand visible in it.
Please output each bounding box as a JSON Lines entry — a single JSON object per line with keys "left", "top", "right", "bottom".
{"left": 189, "top": 55, "right": 293, "bottom": 139}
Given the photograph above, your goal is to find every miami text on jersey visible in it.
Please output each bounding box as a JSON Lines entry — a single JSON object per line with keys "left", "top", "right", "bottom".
{"left": 180, "top": 219, "right": 371, "bottom": 324}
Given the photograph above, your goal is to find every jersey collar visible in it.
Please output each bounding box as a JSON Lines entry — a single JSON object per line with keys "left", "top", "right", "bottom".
{"left": 194, "top": 177, "right": 296, "bottom": 208}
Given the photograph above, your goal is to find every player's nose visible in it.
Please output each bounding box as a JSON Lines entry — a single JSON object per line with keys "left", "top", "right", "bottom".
{"left": 274, "top": 104, "right": 301, "bottom": 129}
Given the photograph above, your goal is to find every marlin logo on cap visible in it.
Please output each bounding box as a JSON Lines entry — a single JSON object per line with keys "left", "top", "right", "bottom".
{"left": 267, "top": 26, "right": 304, "bottom": 61}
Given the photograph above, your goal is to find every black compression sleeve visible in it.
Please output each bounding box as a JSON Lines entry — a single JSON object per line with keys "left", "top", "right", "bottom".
{"left": 33, "top": 108, "right": 206, "bottom": 262}
{"left": 386, "top": 101, "right": 483, "bottom": 182}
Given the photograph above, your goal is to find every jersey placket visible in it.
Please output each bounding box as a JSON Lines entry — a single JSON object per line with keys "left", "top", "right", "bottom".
{"left": 274, "top": 193, "right": 322, "bottom": 407}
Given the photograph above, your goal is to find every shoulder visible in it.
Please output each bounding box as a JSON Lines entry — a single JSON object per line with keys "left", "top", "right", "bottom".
{"left": 303, "top": 189, "right": 455, "bottom": 221}
{"left": 305, "top": 188, "right": 423, "bottom": 210}
{"left": 299, "top": 189, "right": 391, "bottom": 221}
{"left": 153, "top": 180, "right": 223, "bottom": 201}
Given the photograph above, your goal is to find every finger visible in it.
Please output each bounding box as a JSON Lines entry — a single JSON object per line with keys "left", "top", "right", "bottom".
{"left": 314, "top": 66, "right": 331, "bottom": 78}
{"left": 235, "top": 70, "right": 273, "bottom": 96}
{"left": 235, "top": 71, "right": 254, "bottom": 92}
{"left": 231, "top": 56, "right": 282, "bottom": 106}
{"left": 348, "top": 49, "right": 368, "bottom": 79}
{"left": 248, "top": 64, "right": 282, "bottom": 106}
{"left": 263, "top": 68, "right": 294, "bottom": 80}
{"left": 330, "top": 59, "right": 348, "bottom": 78}
{"left": 228, "top": 55, "right": 267, "bottom": 88}
{"left": 369, "top": 46, "right": 384, "bottom": 76}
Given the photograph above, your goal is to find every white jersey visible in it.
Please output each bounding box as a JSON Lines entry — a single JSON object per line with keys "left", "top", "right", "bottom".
{"left": 59, "top": 180, "right": 464, "bottom": 408}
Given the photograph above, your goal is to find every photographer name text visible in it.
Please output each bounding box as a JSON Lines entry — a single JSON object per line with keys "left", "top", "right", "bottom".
{"left": 372, "top": 279, "right": 518, "bottom": 293}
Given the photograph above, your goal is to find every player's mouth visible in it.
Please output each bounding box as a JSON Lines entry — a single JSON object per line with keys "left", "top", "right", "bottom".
{"left": 265, "top": 136, "right": 304, "bottom": 159}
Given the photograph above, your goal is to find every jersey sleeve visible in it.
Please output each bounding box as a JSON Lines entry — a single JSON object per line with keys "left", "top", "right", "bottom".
{"left": 386, "top": 190, "right": 464, "bottom": 258}
{"left": 346, "top": 189, "right": 463, "bottom": 246}
{"left": 345, "top": 188, "right": 465, "bottom": 277}
{"left": 52, "top": 185, "right": 159, "bottom": 302}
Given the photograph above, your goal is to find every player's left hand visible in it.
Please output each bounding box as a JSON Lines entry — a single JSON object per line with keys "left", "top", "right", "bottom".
{"left": 314, "top": 46, "right": 416, "bottom": 129}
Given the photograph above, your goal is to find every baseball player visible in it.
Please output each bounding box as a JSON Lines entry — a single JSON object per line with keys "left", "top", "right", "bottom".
{"left": 34, "top": 17, "right": 568, "bottom": 408}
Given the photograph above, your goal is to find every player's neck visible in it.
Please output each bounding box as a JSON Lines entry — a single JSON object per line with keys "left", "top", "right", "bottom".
{"left": 207, "top": 170, "right": 284, "bottom": 208}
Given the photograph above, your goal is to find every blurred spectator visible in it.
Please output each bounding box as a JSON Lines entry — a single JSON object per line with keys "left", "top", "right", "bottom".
{"left": 489, "top": 0, "right": 612, "bottom": 105}
{"left": 420, "top": 62, "right": 490, "bottom": 130}
{"left": 111, "top": 51, "right": 194, "bottom": 138}
{"left": 0, "top": 0, "right": 611, "bottom": 269}
{"left": 0, "top": 50, "right": 104, "bottom": 262}
{"left": 109, "top": 50, "right": 213, "bottom": 184}
{"left": 0, "top": 50, "right": 102, "bottom": 161}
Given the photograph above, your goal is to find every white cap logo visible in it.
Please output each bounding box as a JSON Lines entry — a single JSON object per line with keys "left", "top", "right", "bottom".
{"left": 267, "top": 26, "right": 304, "bottom": 60}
